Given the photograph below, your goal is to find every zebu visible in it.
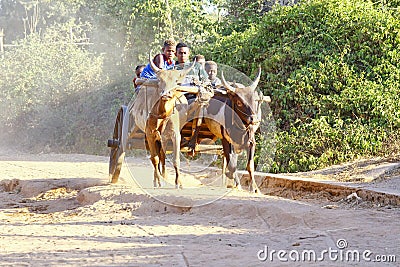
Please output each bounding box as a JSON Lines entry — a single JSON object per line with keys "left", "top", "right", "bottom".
{"left": 144, "top": 59, "right": 197, "bottom": 189}
{"left": 109, "top": 56, "right": 196, "bottom": 188}
{"left": 187, "top": 68, "right": 270, "bottom": 193}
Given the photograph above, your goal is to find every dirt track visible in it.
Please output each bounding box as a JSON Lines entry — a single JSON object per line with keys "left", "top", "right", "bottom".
{"left": 0, "top": 152, "right": 399, "bottom": 266}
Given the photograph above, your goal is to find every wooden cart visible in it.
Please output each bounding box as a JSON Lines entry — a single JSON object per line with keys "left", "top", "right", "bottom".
{"left": 107, "top": 87, "right": 226, "bottom": 184}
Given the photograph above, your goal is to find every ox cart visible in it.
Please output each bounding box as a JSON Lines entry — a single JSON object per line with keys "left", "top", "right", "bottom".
{"left": 107, "top": 61, "right": 271, "bottom": 192}
{"left": 107, "top": 79, "right": 225, "bottom": 186}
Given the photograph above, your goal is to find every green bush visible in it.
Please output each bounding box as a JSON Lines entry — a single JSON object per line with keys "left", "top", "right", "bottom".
{"left": 202, "top": 0, "right": 400, "bottom": 172}
{"left": 0, "top": 24, "right": 133, "bottom": 153}
{"left": 2, "top": 0, "right": 400, "bottom": 173}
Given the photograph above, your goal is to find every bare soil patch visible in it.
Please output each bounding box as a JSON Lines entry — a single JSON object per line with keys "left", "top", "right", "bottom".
{"left": 0, "top": 151, "right": 398, "bottom": 266}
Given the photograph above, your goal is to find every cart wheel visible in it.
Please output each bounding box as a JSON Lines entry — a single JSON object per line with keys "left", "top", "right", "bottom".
{"left": 108, "top": 107, "right": 127, "bottom": 183}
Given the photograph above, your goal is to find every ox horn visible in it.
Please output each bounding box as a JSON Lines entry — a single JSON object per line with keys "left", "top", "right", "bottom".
{"left": 149, "top": 52, "right": 161, "bottom": 73}
{"left": 248, "top": 67, "right": 262, "bottom": 91}
{"left": 182, "top": 59, "right": 197, "bottom": 76}
{"left": 221, "top": 71, "right": 236, "bottom": 93}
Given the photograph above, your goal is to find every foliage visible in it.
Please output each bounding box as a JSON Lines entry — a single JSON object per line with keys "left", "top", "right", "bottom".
{"left": 0, "top": 0, "right": 220, "bottom": 154}
{"left": 203, "top": 0, "right": 400, "bottom": 172}
{"left": 75, "top": 0, "right": 221, "bottom": 63}
{"left": 0, "top": 21, "right": 111, "bottom": 151}
{"left": 89, "top": 0, "right": 220, "bottom": 65}
{"left": 1, "top": 0, "right": 400, "bottom": 174}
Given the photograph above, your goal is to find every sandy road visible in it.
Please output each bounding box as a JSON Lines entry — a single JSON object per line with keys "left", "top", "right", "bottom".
{"left": 0, "top": 152, "right": 398, "bottom": 266}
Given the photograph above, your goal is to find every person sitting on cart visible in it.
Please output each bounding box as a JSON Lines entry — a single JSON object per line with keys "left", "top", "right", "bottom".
{"left": 175, "top": 43, "right": 214, "bottom": 153}
{"left": 194, "top": 54, "right": 206, "bottom": 68}
{"left": 205, "top": 60, "right": 222, "bottom": 87}
{"left": 136, "top": 39, "right": 177, "bottom": 92}
{"left": 133, "top": 64, "right": 145, "bottom": 89}
{"left": 174, "top": 42, "right": 209, "bottom": 86}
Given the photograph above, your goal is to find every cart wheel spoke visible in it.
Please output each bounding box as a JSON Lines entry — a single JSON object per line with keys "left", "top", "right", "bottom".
{"left": 108, "top": 107, "right": 126, "bottom": 183}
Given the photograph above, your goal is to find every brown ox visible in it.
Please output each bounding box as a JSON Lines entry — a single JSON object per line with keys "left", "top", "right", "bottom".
{"left": 129, "top": 57, "right": 196, "bottom": 188}
{"left": 187, "top": 68, "right": 270, "bottom": 193}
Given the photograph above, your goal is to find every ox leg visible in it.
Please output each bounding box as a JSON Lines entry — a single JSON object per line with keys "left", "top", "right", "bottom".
{"left": 153, "top": 140, "right": 164, "bottom": 187}
{"left": 159, "top": 144, "right": 167, "bottom": 180}
{"left": 187, "top": 106, "right": 203, "bottom": 155}
{"left": 221, "top": 138, "right": 242, "bottom": 190}
{"left": 172, "top": 129, "right": 182, "bottom": 189}
{"left": 246, "top": 142, "right": 259, "bottom": 193}
{"left": 187, "top": 118, "right": 201, "bottom": 154}
{"left": 147, "top": 129, "right": 164, "bottom": 188}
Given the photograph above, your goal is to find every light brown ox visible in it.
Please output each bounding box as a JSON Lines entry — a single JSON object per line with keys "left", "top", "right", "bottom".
{"left": 129, "top": 57, "right": 196, "bottom": 188}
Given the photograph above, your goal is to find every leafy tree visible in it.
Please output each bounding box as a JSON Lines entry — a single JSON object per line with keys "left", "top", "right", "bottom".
{"left": 3, "top": 0, "right": 400, "bottom": 171}
{"left": 0, "top": 19, "right": 108, "bottom": 150}
{"left": 0, "top": 0, "right": 221, "bottom": 152}
{"left": 122, "top": 0, "right": 220, "bottom": 62}
{"left": 202, "top": 0, "right": 400, "bottom": 172}
{"left": 0, "top": 0, "right": 27, "bottom": 41}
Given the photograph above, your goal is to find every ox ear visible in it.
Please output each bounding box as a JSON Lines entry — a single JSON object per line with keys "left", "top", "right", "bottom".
{"left": 149, "top": 52, "right": 161, "bottom": 73}
{"left": 248, "top": 67, "right": 261, "bottom": 91}
{"left": 221, "top": 71, "right": 236, "bottom": 93}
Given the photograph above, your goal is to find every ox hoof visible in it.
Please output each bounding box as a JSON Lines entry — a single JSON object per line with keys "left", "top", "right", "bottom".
{"left": 175, "top": 184, "right": 183, "bottom": 189}
{"left": 249, "top": 185, "right": 261, "bottom": 194}
{"left": 251, "top": 189, "right": 261, "bottom": 194}
{"left": 228, "top": 185, "right": 243, "bottom": 191}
